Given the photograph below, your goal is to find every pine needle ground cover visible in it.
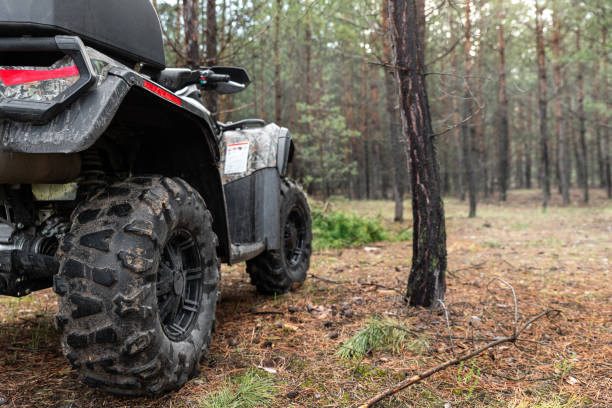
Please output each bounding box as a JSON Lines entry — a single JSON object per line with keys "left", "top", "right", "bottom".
{"left": 0, "top": 189, "right": 610, "bottom": 407}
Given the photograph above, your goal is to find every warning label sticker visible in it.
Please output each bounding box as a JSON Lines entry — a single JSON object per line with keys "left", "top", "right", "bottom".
{"left": 224, "top": 142, "right": 250, "bottom": 174}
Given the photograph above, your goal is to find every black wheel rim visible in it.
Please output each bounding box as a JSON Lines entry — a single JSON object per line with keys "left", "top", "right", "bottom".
{"left": 156, "top": 229, "right": 203, "bottom": 342}
{"left": 284, "top": 205, "right": 307, "bottom": 267}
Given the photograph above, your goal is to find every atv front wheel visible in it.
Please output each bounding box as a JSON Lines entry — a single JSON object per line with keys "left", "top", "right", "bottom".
{"left": 247, "top": 179, "right": 312, "bottom": 294}
{"left": 54, "top": 176, "right": 220, "bottom": 396}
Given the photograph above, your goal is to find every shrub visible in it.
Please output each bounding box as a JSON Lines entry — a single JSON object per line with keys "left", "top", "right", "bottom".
{"left": 312, "top": 210, "right": 388, "bottom": 250}
{"left": 337, "top": 317, "right": 428, "bottom": 360}
{"left": 199, "top": 369, "right": 274, "bottom": 408}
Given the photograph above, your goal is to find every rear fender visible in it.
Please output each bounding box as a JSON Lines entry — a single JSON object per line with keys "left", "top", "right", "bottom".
{"left": 0, "top": 60, "right": 231, "bottom": 261}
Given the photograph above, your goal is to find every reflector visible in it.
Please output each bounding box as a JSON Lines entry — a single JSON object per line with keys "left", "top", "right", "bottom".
{"left": 0, "top": 65, "right": 79, "bottom": 86}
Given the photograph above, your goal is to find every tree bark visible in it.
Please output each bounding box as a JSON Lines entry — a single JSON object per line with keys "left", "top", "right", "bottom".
{"left": 382, "top": 0, "right": 404, "bottom": 222}
{"left": 552, "top": 8, "right": 570, "bottom": 204}
{"left": 476, "top": 0, "right": 487, "bottom": 198}
{"left": 525, "top": 95, "right": 533, "bottom": 189}
{"left": 448, "top": 12, "right": 465, "bottom": 200}
{"left": 576, "top": 29, "right": 589, "bottom": 202}
{"left": 259, "top": 36, "right": 266, "bottom": 120}
{"left": 361, "top": 55, "right": 371, "bottom": 199}
{"left": 462, "top": 0, "right": 477, "bottom": 217}
{"left": 388, "top": 0, "right": 447, "bottom": 307}
{"left": 535, "top": 0, "right": 551, "bottom": 208}
{"left": 205, "top": 0, "right": 218, "bottom": 116}
{"left": 274, "top": 0, "right": 282, "bottom": 124}
{"left": 497, "top": 1, "right": 510, "bottom": 201}
{"left": 182, "top": 0, "right": 200, "bottom": 67}
{"left": 602, "top": 25, "right": 611, "bottom": 198}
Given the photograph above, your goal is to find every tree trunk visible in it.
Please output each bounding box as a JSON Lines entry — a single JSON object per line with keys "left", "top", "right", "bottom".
{"left": 305, "top": 17, "right": 313, "bottom": 107}
{"left": 476, "top": 0, "right": 487, "bottom": 198}
{"left": 183, "top": 0, "right": 200, "bottom": 68}
{"left": 274, "top": 0, "right": 282, "bottom": 124}
{"left": 205, "top": 0, "right": 218, "bottom": 116}
{"left": 552, "top": 8, "right": 570, "bottom": 204}
{"left": 259, "top": 36, "right": 266, "bottom": 120}
{"left": 449, "top": 12, "right": 465, "bottom": 200}
{"left": 462, "top": 0, "right": 477, "bottom": 217}
{"left": 361, "top": 56, "right": 371, "bottom": 199}
{"left": 602, "top": 25, "right": 611, "bottom": 199}
{"left": 576, "top": 29, "right": 589, "bottom": 202}
{"left": 535, "top": 0, "right": 551, "bottom": 207}
{"left": 516, "top": 103, "right": 524, "bottom": 189}
{"left": 382, "top": 0, "right": 404, "bottom": 221}
{"left": 525, "top": 95, "right": 533, "bottom": 189}
{"left": 388, "top": 0, "right": 447, "bottom": 307}
{"left": 497, "top": 1, "right": 510, "bottom": 201}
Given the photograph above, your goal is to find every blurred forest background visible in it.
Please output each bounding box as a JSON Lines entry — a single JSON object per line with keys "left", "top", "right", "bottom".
{"left": 153, "top": 0, "right": 610, "bottom": 214}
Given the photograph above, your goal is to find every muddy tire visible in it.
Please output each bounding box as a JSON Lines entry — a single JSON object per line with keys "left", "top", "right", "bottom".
{"left": 54, "top": 176, "right": 220, "bottom": 396}
{"left": 247, "top": 179, "right": 312, "bottom": 294}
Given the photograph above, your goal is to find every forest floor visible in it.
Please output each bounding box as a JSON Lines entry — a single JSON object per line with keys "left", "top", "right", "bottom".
{"left": 0, "top": 189, "right": 610, "bottom": 408}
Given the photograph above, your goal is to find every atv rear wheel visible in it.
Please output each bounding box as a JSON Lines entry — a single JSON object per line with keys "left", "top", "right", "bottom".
{"left": 54, "top": 176, "right": 219, "bottom": 396}
{"left": 247, "top": 179, "right": 312, "bottom": 294}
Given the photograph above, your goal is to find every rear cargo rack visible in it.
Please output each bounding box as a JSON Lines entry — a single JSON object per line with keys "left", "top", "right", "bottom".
{"left": 0, "top": 36, "right": 96, "bottom": 124}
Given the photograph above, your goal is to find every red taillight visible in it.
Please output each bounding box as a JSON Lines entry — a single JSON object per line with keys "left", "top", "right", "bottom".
{"left": 0, "top": 65, "right": 79, "bottom": 86}
{"left": 143, "top": 81, "right": 182, "bottom": 106}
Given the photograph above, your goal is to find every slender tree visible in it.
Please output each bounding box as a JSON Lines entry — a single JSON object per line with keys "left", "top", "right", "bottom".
{"left": 497, "top": 0, "right": 510, "bottom": 201}
{"left": 204, "top": 0, "right": 219, "bottom": 116}
{"left": 449, "top": 12, "right": 465, "bottom": 201}
{"left": 388, "top": 0, "right": 447, "bottom": 307}
{"left": 462, "top": 0, "right": 477, "bottom": 217}
{"left": 382, "top": 0, "right": 404, "bottom": 222}
{"left": 183, "top": 0, "right": 200, "bottom": 67}
{"left": 274, "top": 0, "right": 282, "bottom": 124}
{"left": 535, "top": 0, "right": 551, "bottom": 208}
{"left": 602, "top": 25, "right": 611, "bottom": 198}
{"left": 576, "top": 28, "right": 589, "bottom": 202}
{"left": 552, "top": 6, "right": 570, "bottom": 204}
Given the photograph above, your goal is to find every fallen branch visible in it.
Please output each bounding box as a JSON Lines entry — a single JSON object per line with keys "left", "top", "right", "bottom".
{"left": 310, "top": 274, "right": 346, "bottom": 285}
{"left": 248, "top": 309, "right": 284, "bottom": 316}
{"left": 353, "top": 309, "right": 561, "bottom": 408}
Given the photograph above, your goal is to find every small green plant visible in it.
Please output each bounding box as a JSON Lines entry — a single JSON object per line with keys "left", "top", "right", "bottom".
{"left": 508, "top": 394, "right": 584, "bottom": 408}
{"left": 390, "top": 228, "right": 413, "bottom": 242}
{"left": 554, "top": 354, "right": 576, "bottom": 379}
{"left": 312, "top": 210, "right": 388, "bottom": 250}
{"left": 481, "top": 239, "right": 502, "bottom": 248}
{"left": 337, "top": 317, "right": 426, "bottom": 359}
{"left": 454, "top": 359, "right": 481, "bottom": 399}
{"left": 199, "top": 369, "right": 274, "bottom": 408}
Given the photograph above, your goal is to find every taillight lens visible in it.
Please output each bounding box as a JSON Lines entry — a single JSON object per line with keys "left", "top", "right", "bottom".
{"left": 0, "top": 55, "right": 80, "bottom": 102}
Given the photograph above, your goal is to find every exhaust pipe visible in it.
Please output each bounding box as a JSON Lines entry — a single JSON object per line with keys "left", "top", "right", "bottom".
{"left": 0, "top": 152, "right": 81, "bottom": 184}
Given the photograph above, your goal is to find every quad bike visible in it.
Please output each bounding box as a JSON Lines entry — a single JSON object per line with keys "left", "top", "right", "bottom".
{"left": 0, "top": 0, "right": 312, "bottom": 396}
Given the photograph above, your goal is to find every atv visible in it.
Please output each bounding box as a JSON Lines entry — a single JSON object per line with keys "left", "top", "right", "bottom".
{"left": 0, "top": 0, "right": 312, "bottom": 396}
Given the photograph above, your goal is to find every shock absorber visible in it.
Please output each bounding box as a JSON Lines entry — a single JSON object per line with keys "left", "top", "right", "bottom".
{"left": 78, "top": 149, "right": 107, "bottom": 198}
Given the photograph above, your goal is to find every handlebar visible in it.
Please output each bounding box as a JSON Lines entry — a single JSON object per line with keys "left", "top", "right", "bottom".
{"left": 199, "top": 70, "right": 230, "bottom": 84}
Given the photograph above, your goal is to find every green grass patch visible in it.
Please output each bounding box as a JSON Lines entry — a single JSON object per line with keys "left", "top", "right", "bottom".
{"left": 199, "top": 369, "right": 275, "bottom": 408}
{"left": 389, "top": 228, "right": 413, "bottom": 242}
{"left": 312, "top": 210, "right": 389, "bottom": 250}
{"left": 508, "top": 394, "right": 586, "bottom": 408}
{"left": 337, "top": 317, "right": 428, "bottom": 359}
{"left": 481, "top": 239, "right": 502, "bottom": 248}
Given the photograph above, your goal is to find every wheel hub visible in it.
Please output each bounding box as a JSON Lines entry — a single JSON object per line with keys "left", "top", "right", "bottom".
{"left": 284, "top": 206, "right": 307, "bottom": 267}
{"left": 156, "top": 229, "right": 204, "bottom": 342}
{"left": 173, "top": 271, "right": 185, "bottom": 296}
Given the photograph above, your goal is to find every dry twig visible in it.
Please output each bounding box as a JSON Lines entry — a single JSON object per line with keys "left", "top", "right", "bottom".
{"left": 353, "top": 309, "right": 561, "bottom": 408}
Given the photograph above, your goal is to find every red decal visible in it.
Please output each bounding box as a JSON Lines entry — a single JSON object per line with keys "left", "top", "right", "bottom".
{"left": 143, "top": 81, "right": 182, "bottom": 106}
{"left": 0, "top": 65, "right": 79, "bottom": 86}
